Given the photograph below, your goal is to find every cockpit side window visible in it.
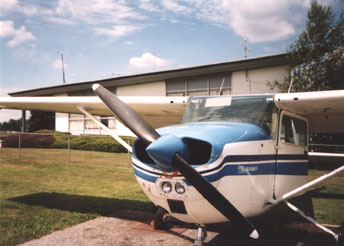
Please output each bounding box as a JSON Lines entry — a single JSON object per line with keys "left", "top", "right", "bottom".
{"left": 280, "top": 115, "right": 307, "bottom": 146}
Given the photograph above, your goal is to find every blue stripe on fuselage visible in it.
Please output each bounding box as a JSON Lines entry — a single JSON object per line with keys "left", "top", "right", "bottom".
{"left": 276, "top": 162, "right": 308, "bottom": 176}
{"left": 198, "top": 154, "right": 308, "bottom": 175}
{"left": 133, "top": 154, "right": 308, "bottom": 183}
{"left": 203, "top": 161, "right": 308, "bottom": 183}
{"left": 133, "top": 167, "right": 158, "bottom": 183}
{"left": 203, "top": 162, "right": 276, "bottom": 183}
{"left": 223, "top": 154, "right": 307, "bottom": 162}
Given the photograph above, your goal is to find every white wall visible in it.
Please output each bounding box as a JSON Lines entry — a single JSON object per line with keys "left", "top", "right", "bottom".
{"left": 54, "top": 67, "right": 287, "bottom": 136}
{"left": 231, "top": 65, "right": 286, "bottom": 94}
{"left": 55, "top": 113, "right": 69, "bottom": 132}
{"left": 54, "top": 93, "right": 69, "bottom": 133}
{"left": 115, "top": 81, "right": 165, "bottom": 136}
{"left": 116, "top": 81, "right": 166, "bottom": 96}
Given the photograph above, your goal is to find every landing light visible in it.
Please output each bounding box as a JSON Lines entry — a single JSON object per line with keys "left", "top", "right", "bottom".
{"left": 161, "top": 181, "right": 172, "bottom": 193}
{"left": 175, "top": 182, "right": 185, "bottom": 194}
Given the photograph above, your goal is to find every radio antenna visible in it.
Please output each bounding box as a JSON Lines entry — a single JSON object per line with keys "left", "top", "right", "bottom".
{"left": 244, "top": 38, "right": 252, "bottom": 58}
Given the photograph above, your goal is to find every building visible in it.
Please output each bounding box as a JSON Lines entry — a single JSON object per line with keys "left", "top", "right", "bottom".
{"left": 10, "top": 53, "right": 288, "bottom": 135}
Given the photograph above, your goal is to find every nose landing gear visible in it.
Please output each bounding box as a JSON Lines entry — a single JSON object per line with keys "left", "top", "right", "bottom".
{"left": 194, "top": 226, "right": 207, "bottom": 246}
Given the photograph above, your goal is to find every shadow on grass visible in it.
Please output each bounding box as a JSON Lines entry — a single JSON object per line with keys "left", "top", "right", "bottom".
{"left": 309, "top": 192, "right": 344, "bottom": 200}
{"left": 10, "top": 192, "right": 154, "bottom": 222}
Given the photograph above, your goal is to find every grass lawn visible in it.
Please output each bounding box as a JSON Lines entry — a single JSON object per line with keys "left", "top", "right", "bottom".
{"left": 308, "top": 168, "right": 344, "bottom": 225}
{"left": 0, "top": 148, "right": 343, "bottom": 245}
{"left": 0, "top": 148, "right": 153, "bottom": 246}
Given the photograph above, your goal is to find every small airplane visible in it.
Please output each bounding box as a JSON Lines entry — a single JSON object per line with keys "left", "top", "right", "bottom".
{"left": 1, "top": 85, "right": 344, "bottom": 245}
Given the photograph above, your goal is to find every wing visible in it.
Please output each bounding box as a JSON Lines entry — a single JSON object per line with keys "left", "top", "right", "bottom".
{"left": 0, "top": 96, "right": 188, "bottom": 129}
{"left": 274, "top": 90, "right": 344, "bottom": 133}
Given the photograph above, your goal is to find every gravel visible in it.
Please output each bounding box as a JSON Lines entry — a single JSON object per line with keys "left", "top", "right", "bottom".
{"left": 19, "top": 211, "right": 216, "bottom": 246}
{"left": 19, "top": 210, "right": 339, "bottom": 246}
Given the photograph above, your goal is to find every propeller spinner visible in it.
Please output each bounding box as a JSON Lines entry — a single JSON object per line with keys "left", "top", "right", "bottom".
{"left": 92, "top": 83, "right": 259, "bottom": 239}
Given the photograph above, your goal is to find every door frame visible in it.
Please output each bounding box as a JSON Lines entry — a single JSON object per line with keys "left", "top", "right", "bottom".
{"left": 273, "top": 110, "right": 309, "bottom": 198}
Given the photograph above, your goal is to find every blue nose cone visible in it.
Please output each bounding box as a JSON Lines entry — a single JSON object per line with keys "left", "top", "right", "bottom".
{"left": 146, "top": 134, "right": 190, "bottom": 171}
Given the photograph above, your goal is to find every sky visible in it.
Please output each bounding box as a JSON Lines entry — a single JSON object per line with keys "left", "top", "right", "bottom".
{"left": 0, "top": 0, "right": 343, "bottom": 122}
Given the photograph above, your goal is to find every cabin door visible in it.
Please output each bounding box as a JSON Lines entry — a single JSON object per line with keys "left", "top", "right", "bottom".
{"left": 274, "top": 110, "right": 309, "bottom": 198}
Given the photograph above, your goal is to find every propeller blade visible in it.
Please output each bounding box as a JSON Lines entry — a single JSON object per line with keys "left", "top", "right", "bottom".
{"left": 92, "top": 84, "right": 160, "bottom": 145}
{"left": 173, "top": 153, "right": 259, "bottom": 239}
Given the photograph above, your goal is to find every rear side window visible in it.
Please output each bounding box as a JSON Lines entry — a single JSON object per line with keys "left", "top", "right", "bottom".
{"left": 280, "top": 115, "right": 307, "bottom": 146}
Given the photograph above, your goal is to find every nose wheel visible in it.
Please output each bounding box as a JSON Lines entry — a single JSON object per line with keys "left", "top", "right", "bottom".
{"left": 194, "top": 226, "right": 207, "bottom": 246}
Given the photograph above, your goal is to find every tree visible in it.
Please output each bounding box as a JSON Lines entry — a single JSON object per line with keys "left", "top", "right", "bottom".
{"left": 28, "top": 111, "right": 55, "bottom": 132}
{"left": 269, "top": 1, "right": 344, "bottom": 92}
{"left": 0, "top": 119, "right": 22, "bottom": 131}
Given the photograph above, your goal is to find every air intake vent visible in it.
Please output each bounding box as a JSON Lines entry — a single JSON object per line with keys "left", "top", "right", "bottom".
{"left": 183, "top": 138, "right": 212, "bottom": 165}
{"left": 132, "top": 139, "right": 155, "bottom": 164}
{"left": 167, "top": 199, "right": 187, "bottom": 214}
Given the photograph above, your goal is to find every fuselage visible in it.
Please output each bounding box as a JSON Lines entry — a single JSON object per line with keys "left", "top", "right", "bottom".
{"left": 131, "top": 95, "right": 309, "bottom": 224}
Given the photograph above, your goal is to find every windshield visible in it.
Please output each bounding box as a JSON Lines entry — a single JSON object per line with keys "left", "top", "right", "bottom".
{"left": 182, "top": 95, "right": 277, "bottom": 137}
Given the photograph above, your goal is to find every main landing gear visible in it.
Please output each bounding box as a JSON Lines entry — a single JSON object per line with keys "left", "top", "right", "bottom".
{"left": 152, "top": 207, "right": 208, "bottom": 245}
{"left": 151, "top": 207, "right": 170, "bottom": 230}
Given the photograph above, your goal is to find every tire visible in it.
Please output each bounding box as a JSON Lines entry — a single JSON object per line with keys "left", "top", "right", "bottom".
{"left": 152, "top": 207, "right": 169, "bottom": 230}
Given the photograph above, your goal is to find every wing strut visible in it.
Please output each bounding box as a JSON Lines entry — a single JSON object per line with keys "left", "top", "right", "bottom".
{"left": 77, "top": 106, "right": 132, "bottom": 153}
{"left": 284, "top": 201, "right": 338, "bottom": 241}
{"left": 267, "top": 165, "right": 344, "bottom": 243}
{"left": 270, "top": 165, "right": 344, "bottom": 205}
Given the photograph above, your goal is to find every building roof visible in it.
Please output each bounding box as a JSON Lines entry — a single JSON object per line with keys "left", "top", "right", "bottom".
{"left": 10, "top": 53, "right": 288, "bottom": 97}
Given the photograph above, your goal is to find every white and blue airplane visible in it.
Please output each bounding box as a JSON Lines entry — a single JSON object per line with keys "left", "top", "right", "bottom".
{"left": 1, "top": 86, "right": 344, "bottom": 245}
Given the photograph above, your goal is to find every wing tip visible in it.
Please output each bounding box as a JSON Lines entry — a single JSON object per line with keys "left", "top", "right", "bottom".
{"left": 92, "top": 83, "right": 100, "bottom": 92}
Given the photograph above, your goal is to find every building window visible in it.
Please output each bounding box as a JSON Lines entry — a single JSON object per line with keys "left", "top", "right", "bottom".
{"left": 69, "top": 113, "right": 84, "bottom": 131}
{"left": 85, "top": 119, "right": 98, "bottom": 129}
{"left": 166, "top": 78, "right": 186, "bottom": 96}
{"left": 108, "top": 117, "right": 116, "bottom": 129}
{"left": 187, "top": 76, "right": 208, "bottom": 96}
{"left": 166, "top": 73, "right": 231, "bottom": 96}
{"left": 209, "top": 73, "right": 231, "bottom": 95}
{"left": 70, "top": 120, "right": 83, "bottom": 131}
{"left": 68, "top": 113, "right": 116, "bottom": 133}
{"left": 68, "top": 87, "right": 116, "bottom": 96}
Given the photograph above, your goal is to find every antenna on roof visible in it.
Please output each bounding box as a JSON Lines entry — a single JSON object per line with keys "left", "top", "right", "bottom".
{"left": 57, "top": 50, "right": 66, "bottom": 84}
{"left": 243, "top": 37, "right": 252, "bottom": 58}
{"left": 237, "top": 34, "right": 253, "bottom": 58}
{"left": 57, "top": 48, "right": 71, "bottom": 84}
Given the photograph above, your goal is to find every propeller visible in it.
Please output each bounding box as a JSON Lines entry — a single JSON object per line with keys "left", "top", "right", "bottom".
{"left": 92, "top": 83, "right": 258, "bottom": 239}
{"left": 92, "top": 84, "right": 159, "bottom": 145}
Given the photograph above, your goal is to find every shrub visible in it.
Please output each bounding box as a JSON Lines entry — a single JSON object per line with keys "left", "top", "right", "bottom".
{"left": 3, "top": 134, "right": 55, "bottom": 148}
{"left": 52, "top": 135, "right": 69, "bottom": 149}
{"left": 50, "top": 134, "right": 129, "bottom": 153}
{"left": 3, "top": 131, "right": 131, "bottom": 153}
{"left": 66, "top": 135, "right": 127, "bottom": 153}
{"left": 35, "top": 129, "right": 71, "bottom": 135}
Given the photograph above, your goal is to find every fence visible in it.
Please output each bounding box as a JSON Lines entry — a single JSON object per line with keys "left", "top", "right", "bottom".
{"left": 309, "top": 144, "right": 344, "bottom": 154}
{"left": 1, "top": 131, "right": 343, "bottom": 167}
{"left": 0, "top": 131, "right": 133, "bottom": 167}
